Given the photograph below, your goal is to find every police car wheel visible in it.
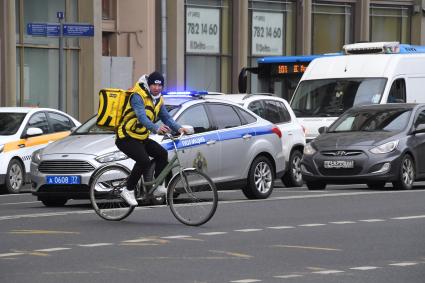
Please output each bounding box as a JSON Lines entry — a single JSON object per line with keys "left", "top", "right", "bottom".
{"left": 40, "top": 197, "right": 68, "bottom": 207}
{"left": 5, "top": 159, "right": 24, "bottom": 194}
{"left": 243, "top": 156, "right": 274, "bottom": 199}
{"left": 282, "top": 150, "right": 303, "bottom": 187}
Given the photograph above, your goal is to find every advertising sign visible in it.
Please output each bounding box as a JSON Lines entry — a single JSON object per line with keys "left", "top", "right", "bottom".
{"left": 251, "top": 12, "right": 284, "bottom": 56}
{"left": 186, "top": 7, "right": 220, "bottom": 54}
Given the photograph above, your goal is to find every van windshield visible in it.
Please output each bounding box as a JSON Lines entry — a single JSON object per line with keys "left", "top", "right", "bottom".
{"left": 290, "top": 78, "right": 387, "bottom": 117}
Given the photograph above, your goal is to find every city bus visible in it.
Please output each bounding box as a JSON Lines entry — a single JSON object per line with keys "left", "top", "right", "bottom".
{"left": 238, "top": 54, "right": 340, "bottom": 101}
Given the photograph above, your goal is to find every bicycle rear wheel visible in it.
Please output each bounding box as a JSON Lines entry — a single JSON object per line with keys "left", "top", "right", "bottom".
{"left": 90, "top": 164, "right": 135, "bottom": 221}
{"left": 167, "top": 168, "right": 218, "bottom": 226}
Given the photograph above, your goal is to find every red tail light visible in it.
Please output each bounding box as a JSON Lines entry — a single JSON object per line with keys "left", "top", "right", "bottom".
{"left": 272, "top": 126, "right": 282, "bottom": 138}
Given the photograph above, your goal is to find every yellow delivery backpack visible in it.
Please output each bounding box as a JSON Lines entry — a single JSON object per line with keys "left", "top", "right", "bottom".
{"left": 96, "top": 88, "right": 132, "bottom": 130}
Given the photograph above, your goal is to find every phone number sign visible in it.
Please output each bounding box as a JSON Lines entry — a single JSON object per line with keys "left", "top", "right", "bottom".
{"left": 186, "top": 7, "right": 220, "bottom": 54}
{"left": 252, "top": 12, "right": 284, "bottom": 56}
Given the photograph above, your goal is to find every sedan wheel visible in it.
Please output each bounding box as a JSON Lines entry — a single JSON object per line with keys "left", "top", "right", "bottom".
{"left": 242, "top": 156, "right": 274, "bottom": 199}
{"left": 5, "top": 159, "right": 24, "bottom": 194}
{"left": 282, "top": 150, "right": 303, "bottom": 187}
{"left": 393, "top": 154, "right": 415, "bottom": 190}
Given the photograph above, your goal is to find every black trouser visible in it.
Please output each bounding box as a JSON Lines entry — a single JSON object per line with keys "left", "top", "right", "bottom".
{"left": 115, "top": 137, "right": 168, "bottom": 191}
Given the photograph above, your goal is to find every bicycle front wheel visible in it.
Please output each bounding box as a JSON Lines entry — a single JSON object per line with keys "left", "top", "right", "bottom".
{"left": 167, "top": 169, "right": 218, "bottom": 226}
{"left": 90, "top": 164, "right": 135, "bottom": 221}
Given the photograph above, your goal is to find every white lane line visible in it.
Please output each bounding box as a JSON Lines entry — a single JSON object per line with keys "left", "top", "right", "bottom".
{"left": 312, "top": 270, "right": 345, "bottom": 274}
{"left": 198, "top": 232, "right": 228, "bottom": 236}
{"left": 359, "top": 219, "right": 385, "bottom": 222}
{"left": 329, "top": 221, "right": 356, "bottom": 224}
{"left": 234, "top": 229, "right": 263, "bottom": 232}
{"left": 78, "top": 243, "right": 114, "bottom": 247}
{"left": 161, "top": 235, "right": 192, "bottom": 239}
{"left": 274, "top": 274, "right": 303, "bottom": 279}
{"left": 0, "top": 201, "right": 39, "bottom": 206}
{"left": 392, "top": 215, "right": 425, "bottom": 220}
{"left": 389, "top": 262, "right": 418, "bottom": 267}
{"left": 298, "top": 223, "right": 326, "bottom": 227}
{"left": 230, "top": 279, "right": 262, "bottom": 283}
{"left": 34, "top": 247, "right": 71, "bottom": 252}
{"left": 0, "top": 252, "right": 25, "bottom": 258}
{"left": 349, "top": 266, "right": 379, "bottom": 271}
{"left": 267, "top": 226, "right": 295, "bottom": 229}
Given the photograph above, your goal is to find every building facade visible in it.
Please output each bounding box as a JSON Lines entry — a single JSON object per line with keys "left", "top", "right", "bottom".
{"left": 1, "top": 0, "right": 425, "bottom": 122}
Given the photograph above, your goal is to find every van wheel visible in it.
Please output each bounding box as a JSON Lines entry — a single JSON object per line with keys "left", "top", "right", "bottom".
{"left": 393, "top": 154, "right": 415, "bottom": 190}
{"left": 306, "top": 181, "right": 326, "bottom": 190}
{"left": 5, "top": 159, "right": 25, "bottom": 194}
{"left": 242, "top": 156, "right": 274, "bottom": 199}
{"left": 282, "top": 150, "right": 303, "bottom": 187}
{"left": 40, "top": 197, "right": 68, "bottom": 207}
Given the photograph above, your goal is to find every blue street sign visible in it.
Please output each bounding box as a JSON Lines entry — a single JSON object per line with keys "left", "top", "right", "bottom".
{"left": 63, "top": 24, "right": 94, "bottom": 37}
{"left": 46, "top": 23, "right": 60, "bottom": 36}
{"left": 57, "top": 11, "right": 64, "bottom": 19}
{"left": 27, "top": 23, "right": 46, "bottom": 36}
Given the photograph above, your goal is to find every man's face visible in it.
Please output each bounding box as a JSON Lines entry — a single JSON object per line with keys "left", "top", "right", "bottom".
{"left": 149, "top": 83, "right": 163, "bottom": 96}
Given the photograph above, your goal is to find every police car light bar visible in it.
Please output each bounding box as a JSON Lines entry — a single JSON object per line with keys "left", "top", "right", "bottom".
{"left": 163, "top": 91, "right": 224, "bottom": 97}
{"left": 343, "top": 42, "right": 425, "bottom": 55}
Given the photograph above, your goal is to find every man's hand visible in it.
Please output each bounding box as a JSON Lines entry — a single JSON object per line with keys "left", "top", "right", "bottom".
{"left": 157, "top": 125, "right": 171, "bottom": 135}
{"left": 178, "top": 127, "right": 190, "bottom": 135}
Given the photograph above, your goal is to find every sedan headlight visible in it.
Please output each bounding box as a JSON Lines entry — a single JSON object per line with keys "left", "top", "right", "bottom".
{"left": 304, "top": 143, "right": 317, "bottom": 155}
{"left": 95, "top": 151, "right": 128, "bottom": 163}
{"left": 370, "top": 140, "right": 399, "bottom": 154}
{"left": 32, "top": 149, "right": 42, "bottom": 164}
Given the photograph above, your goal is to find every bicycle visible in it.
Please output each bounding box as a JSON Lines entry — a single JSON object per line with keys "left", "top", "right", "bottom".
{"left": 89, "top": 132, "right": 218, "bottom": 226}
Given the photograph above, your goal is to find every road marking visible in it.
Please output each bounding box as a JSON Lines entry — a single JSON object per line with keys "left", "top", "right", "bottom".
{"left": 8, "top": 229, "right": 79, "bottom": 235}
{"left": 78, "top": 243, "right": 114, "bottom": 247}
{"left": 359, "top": 219, "right": 385, "bottom": 222}
{"left": 267, "top": 226, "right": 295, "bottom": 229}
{"left": 198, "top": 232, "right": 228, "bottom": 236}
{"left": 234, "top": 229, "right": 263, "bottom": 232}
{"left": 210, "top": 250, "right": 253, "bottom": 259}
{"left": 392, "top": 215, "right": 425, "bottom": 220}
{"left": 298, "top": 223, "right": 326, "bottom": 227}
{"left": 161, "top": 235, "right": 192, "bottom": 239}
{"left": 389, "top": 262, "right": 418, "bottom": 266}
{"left": 0, "top": 252, "right": 24, "bottom": 258}
{"left": 349, "top": 266, "right": 379, "bottom": 270}
{"left": 272, "top": 245, "right": 341, "bottom": 251}
{"left": 312, "top": 270, "right": 344, "bottom": 274}
{"left": 274, "top": 274, "right": 303, "bottom": 279}
{"left": 0, "top": 201, "right": 39, "bottom": 206}
{"left": 123, "top": 237, "right": 168, "bottom": 244}
{"left": 230, "top": 279, "right": 261, "bottom": 283}
{"left": 329, "top": 221, "right": 356, "bottom": 224}
{"left": 34, "top": 248, "right": 71, "bottom": 252}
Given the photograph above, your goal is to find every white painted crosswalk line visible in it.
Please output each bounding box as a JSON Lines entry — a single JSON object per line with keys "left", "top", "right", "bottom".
{"left": 234, "top": 229, "right": 263, "bottom": 232}
{"left": 392, "top": 215, "right": 425, "bottom": 220}
{"left": 78, "top": 243, "right": 114, "bottom": 247}
{"left": 312, "top": 270, "right": 345, "bottom": 274}
{"left": 274, "top": 274, "right": 303, "bottom": 279}
{"left": 34, "top": 247, "right": 71, "bottom": 252}
{"left": 198, "top": 232, "right": 228, "bottom": 236}
{"left": 349, "top": 266, "right": 379, "bottom": 271}
{"left": 359, "top": 219, "right": 385, "bottom": 222}
{"left": 267, "top": 226, "right": 295, "bottom": 229}
{"left": 298, "top": 223, "right": 326, "bottom": 227}
{"left": 389, "top": 262, "right": 418, "bottom": 266}
{"left": 0, "top": 252, "right": 24, "bottom": 257}
{"left": 161, "top": 235, "right": 192, "bottom": 239}
{"left": 230, "top": 279, "right": 261, "bottom": 283}
{"left": 330, "top": 221, "right": 356, "bottom": 224}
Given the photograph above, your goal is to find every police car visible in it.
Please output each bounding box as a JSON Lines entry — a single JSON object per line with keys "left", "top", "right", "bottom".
{"left": 0, "top": 107, "right": 80, "bottom": 193}
{"left": 30, "top": 92, "right": 285, "bottom": 206}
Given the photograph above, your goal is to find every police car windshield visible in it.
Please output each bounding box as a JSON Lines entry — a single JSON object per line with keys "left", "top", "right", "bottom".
{"left": 291, "top": 78, "right": 387, "bottom": 117}
{"left": 328, "top": 108, "right": 411, "bottom": 133}
{"left": 0, "top": 113, "right": 26, "bottom": 135}
{"left": 73, "top": 116, "right": 114, "bottom": 135}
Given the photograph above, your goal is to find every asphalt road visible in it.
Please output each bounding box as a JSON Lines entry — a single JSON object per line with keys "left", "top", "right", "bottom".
{"left": 1, "top": 183, "right": 425, "bottom": 283}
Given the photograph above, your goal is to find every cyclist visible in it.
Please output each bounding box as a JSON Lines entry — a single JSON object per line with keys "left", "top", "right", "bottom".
{"left": 115, "top": 71, "right": 188, "bottom": 206}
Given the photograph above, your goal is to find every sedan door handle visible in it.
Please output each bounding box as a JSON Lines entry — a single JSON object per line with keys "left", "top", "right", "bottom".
{"left": 206, "top": 140, "right": 216, "bottom": 145}
{"left": 242, "top": 134, "right": 252, "bottom": 139}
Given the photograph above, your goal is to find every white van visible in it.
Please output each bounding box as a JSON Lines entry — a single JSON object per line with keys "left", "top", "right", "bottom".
{"left": 290, "top": 42, "right": 425, "bottom": 141}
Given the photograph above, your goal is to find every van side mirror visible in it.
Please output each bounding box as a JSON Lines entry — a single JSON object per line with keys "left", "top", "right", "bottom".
{"left": 318, "top": 126, "right": 328, "bottom": 134}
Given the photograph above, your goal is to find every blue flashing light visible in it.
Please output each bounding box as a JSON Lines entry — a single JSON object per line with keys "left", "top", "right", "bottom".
{"left": 163, "top": 90, "right": 211, "bottom": 97}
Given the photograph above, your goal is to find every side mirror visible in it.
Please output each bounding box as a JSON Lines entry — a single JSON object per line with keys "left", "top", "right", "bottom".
{"left": 26, "top": 127, "right": 43, "bottom": 137}
{"left": 318, "top": 126, "right": 328, "bottom": 134}
{"left": 413, "top": 124, "right": 425, "bottom": 134}
{"left": 182, "top": 125, "right": 195, "bottom": 135}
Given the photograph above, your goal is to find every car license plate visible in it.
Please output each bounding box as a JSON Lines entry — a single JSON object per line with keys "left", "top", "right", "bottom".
{"left": 324, "top": 160, "right": 354, "bottom": 169}
{"left": 46, "top": 175, "right": 81, "bottom": 185}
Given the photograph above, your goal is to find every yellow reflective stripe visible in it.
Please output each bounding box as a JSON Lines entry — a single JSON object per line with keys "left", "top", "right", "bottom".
{"left": 2, "top": 131, "right": 71, "bottom": 153}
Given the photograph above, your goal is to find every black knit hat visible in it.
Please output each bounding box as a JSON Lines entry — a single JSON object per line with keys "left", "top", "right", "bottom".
{"left": 147, "top": 71, "right": 164, "bottom": 86}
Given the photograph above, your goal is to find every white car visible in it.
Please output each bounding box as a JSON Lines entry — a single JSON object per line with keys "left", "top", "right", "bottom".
{"left": 0, "top": 107, "right": 80, "bottom": 193}
{"left": 207, "top": 94, "right": 306, "bottom": 187}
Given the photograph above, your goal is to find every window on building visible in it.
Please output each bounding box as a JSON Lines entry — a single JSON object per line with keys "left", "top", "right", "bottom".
{"left": 185, "top": 0, "right": 232, "bottom": 92}
{"left": 312, "top": 1, "right": 353, "bottom": 54}
{"left": 370, "top": 5, "right": 411, "bottom": 43}
{"left": 248, "top": 0, "right": 296, "bottom": 93}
